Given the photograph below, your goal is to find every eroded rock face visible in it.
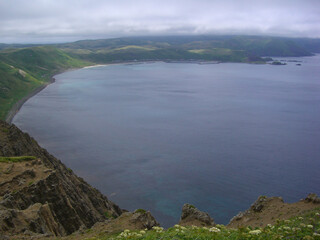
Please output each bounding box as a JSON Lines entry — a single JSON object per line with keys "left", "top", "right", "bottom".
{"left": 228, "top": 194, "right": 320, "bottom": 228}
{"left": 87, "top": 210, "right": 160, "bottom": 236}
{"left": 251, "top": 195, "right": 283, "bottom": 213}
{"left": 0, "top": 121, "right": 123, "bottom": 237}
{"left": 130, "top": 210, "right": 160, "bottom": 230}
{"left": 179, "top": 203, "right": 215, "bottom": 227}
{"left": 228, "top": 196, "right": 284, "bottom": 226}
{"left": 305, "top": 193, "right": 320, "bottom": 204}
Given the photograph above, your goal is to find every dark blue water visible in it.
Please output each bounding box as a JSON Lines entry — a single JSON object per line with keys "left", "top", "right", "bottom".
{"left": 13, "top": 56, "right": 320, "bottom": 227}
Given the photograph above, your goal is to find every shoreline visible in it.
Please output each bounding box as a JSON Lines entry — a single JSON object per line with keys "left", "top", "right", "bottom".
{"left": 4, "top": 56, "right": 319, "bottom": 229}
{"left": 3, "top": 57, "right": 289, "bottom": 124}
{"left": 5, "top": 78, "right": 55, "bottom": 124}
{"left": 5, "top": 67, "right": 84, "bottom": 124}
{"left": 4, "top": 61, "right": 166, "bottom": 124}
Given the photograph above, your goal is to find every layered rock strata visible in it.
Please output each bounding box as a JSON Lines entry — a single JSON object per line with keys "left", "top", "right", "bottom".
{"left": 0, "top": 121, "right": 123, "bottom": 237}
{"left": 228, "top": 194, "right": 320, "bottom": 228}
{"left": 179, "top": 203, "right": 215, "bottom": 227}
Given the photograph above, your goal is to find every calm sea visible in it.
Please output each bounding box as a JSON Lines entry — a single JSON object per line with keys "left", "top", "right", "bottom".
{"left": 13, "top": 56, "right": 320, "bottom": 227}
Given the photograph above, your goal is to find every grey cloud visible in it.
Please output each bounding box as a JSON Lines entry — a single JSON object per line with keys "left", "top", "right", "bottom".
{"left": 0, "top": 0, "right": 319, "bottom": 43}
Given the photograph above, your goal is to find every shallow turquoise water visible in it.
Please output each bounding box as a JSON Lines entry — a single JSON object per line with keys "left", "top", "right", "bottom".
{"left": 13, "top": 56, "right": 320, "bottom": 227}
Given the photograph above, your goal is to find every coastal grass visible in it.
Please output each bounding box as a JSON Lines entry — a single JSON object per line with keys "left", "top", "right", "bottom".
{"left": 0, "top": 36, "right": 315, "bottom": 121}
{"left": 94, "top": 208, "right": 320, "bottom": 239}
{"left": 0, "top": 61, "right": 44, "bottom": 120}
{"left": 0, "top": 46, "right": 89, "bottom": 81}
{"left": 0, "top": 46, "right": 90, "bottom": 121}
{"left": 134, "top": 209, "right": 147, "bottom": 214}
{"left": 0, "top": 156, "right": 37, "bottom": 163}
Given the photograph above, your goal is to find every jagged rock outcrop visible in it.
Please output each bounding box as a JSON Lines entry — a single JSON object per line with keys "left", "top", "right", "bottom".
{"left": 85, "top": 209, "right": 160, "bottom": 237}
{"left": 228, "top": 195, "right": 281, "bottom": 225}
{"left": 305, "top": 193, "right": 320, "bottom": 204}
{"left": 129, "top": 209, "right": 160, "bottom": 230}
{"left": 179, "top": 203, "right": 215, "bottom": 227}
{"left": 228, "top": 194, "right": 320, "bottom": 228}
{"left": 0, "top": 120, "right": 123, "bottom": 237}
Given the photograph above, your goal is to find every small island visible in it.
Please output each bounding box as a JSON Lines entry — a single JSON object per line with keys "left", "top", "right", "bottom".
{"left": 271, "top": 61, "right": 287, "bottom": 65}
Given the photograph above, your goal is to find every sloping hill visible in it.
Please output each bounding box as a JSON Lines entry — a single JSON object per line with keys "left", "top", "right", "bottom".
{"left": 1, "top": 35, "right": 319, "bottom": 121}
{"left": 0, "top": 120, "right": 123, "bottom": 237}
{"left": 0, "top": 46, "right": 88, "bottom": 80}
{"left": 0, "top": 47, "right": 90, "bottom": 121}
{"left": 57, "top": 35, "right": 317, "bottom": 64}
{"left": 0, "top": 61, "right": 43, "bottom": 120}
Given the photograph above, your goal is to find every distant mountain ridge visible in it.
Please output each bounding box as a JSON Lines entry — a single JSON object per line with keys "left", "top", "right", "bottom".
{"left": 57, "top": 35, "right": 320, "bottom": 56}
{"left": 56, "top": 35, "right": 319, "bottom": 63}
{"left": 1, "top": 35, "right": 320, "bottom": 121}
{"left": 1, "top": 35, "right": 320, "bottom": 239}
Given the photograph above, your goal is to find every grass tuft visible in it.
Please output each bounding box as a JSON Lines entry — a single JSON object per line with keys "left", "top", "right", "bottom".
{"left": 0, "top": 156, "right": 37, "bottom": 163}
{"left": 134, "top": 209, "right": 147, "bottom": 214}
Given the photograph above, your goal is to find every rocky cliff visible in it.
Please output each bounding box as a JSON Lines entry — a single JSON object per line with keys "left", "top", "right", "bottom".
{"left": 179, "top": 204, "right": 215, "bottom": 227}
{"left": 228, "top": 194, "right": 320, "bottom": 228}
{"left": 0, "top": 120, "right": 123, "bottom": 237}
{"left": 1, "top": 119, "right": 319, "bottom": 239}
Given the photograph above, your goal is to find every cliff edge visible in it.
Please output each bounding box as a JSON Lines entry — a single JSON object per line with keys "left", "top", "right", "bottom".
{"left": 228, "top": 194, "right": 320, "bottom": 228}
{"left": 0, "top": 120, "right": 123, "bottom": 237}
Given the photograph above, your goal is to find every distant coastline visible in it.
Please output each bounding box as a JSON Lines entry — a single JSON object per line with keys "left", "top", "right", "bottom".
{"left": 5, "top": 60, "right": 195, "bottom": 123}
{"left": 7, "top": 55, "right": 304, "bottom": 124}
{"left": 6, "top": 78, "right": 54, "bottom": 124}
{"left": 5, "top": 67, "right": 83, "bottom": 124}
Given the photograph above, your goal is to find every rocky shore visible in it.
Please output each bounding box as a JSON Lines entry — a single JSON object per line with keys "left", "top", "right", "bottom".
{"left": 0, "top": 120, "right": 123, "bottom": 237}
{"left": 5, "top": 78, "right": 54, "bottom": 124}
{"left": 0, "top": 120, "right": 319, "bottom": 239}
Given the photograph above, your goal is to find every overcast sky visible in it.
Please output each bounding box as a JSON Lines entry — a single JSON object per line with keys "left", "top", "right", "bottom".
{"left": 0, "top": 0, "right": 319, "bottom": 43}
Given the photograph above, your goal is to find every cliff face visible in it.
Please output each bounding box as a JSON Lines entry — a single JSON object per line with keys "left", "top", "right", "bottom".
{"left": 228, "top": 194, "right": 320, "bottom": 228}
{"left": 0, "top": 120, "right": 123, "bottom": 237}
{"left": 179, "top": 204, "right": 215, "bottom": 227}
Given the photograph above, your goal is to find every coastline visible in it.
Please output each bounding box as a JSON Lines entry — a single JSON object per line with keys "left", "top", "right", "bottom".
{"left": 4, "top": 62, "right": 124, "bottom": 124}
{"left": 4, "top": 66, "right": 88, "bottom": 124}
{"left": 3, "top": 58, "right": 274, "bottom": 124}
{"left": 3, "top": 56, "right": 320, "bottom": 231}
{"left": 5, "top": 77, "right": 55, "bottom": 124}
{"left": 4, "top": 61, "right": 161, "bottom": 124}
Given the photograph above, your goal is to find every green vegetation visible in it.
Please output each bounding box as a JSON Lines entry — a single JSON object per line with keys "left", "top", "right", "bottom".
{"left": 0, "top": 46, "right": 90, "bottom": 120}
{"left": 134, "top": 209, "right": 147, "bottom": 214}
{"left": 57, "top": 35, "right": 318, "bottom": 64}
{"left": 104, "top": 211, "right": 116, "bottom": 219}
{"left": 0, "top": 46, "right": 88, "bottom": 80}
{"left": 0, "top": 60, "right": 43, "bottom": 120}
{"left": 95, "top": 208, "right": 320, "bottom": 239}
{"left": 0, "top": 156, "right": 37, "bottom": 163}
{"left": 1, "top": 35, "right": 319, "bottom": 121}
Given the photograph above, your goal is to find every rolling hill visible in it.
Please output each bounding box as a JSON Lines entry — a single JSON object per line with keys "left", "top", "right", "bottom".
{"left": 0, "top": 35, "right": 320, "bottom": 121}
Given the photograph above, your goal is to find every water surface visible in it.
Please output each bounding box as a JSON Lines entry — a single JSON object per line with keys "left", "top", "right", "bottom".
{"left": 13, "top": 56, "right": 320, "bottom": 227}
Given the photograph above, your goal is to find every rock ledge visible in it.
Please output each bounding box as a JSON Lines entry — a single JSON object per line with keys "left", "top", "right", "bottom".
{"left": 179, "top": 203, "right": 215, "bottom": 227}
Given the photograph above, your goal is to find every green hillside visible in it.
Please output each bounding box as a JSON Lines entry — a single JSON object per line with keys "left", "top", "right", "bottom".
{"left": 0, "top": 35, "right": 319, "bottom": 121}
{"left": 57, "top": 35, "right": 318, "bottom": 64}
{"left": 0, "top": 61, "right": 43, "bottom": 120}
{"left": 0, "top": 46, "right": 90, "bottom": 120}
{"left": 111, "top": 209, "right": 320, "bottom": 240}
{"left": 47, "top": 207, "right": 320, "bottom": 239}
